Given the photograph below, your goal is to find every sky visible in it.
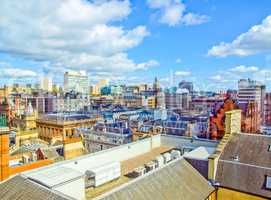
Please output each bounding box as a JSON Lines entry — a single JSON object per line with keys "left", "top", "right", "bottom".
{"left": 0, "top": 0, "right": 271, "bottom": 91}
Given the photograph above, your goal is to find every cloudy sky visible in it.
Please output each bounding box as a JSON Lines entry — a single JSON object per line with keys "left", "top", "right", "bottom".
{"left": 0, "top": 0, "right": 271, "bottom": 91}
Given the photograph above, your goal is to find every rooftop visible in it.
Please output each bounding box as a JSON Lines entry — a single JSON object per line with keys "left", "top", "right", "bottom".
{"left": 95, "top": 158, "right": 214, "bottom": 200}
{"left": 27, "top": 167, "right": 83, "bottom": 189}
{"left": 216, "top": 133, "right": 271, "bottom": 198}
{"left": 0, "top": 175, "right": 71, "bottom": 200}
{"left": 1, "top": 134, "right": 219, "bottom": 200}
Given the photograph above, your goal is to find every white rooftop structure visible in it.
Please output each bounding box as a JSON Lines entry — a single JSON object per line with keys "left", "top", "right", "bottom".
{"left": 183, "top": 146, "right": 216, "bottom": 160}
{"left": 27, "top": 167, "right": 83, "bottom": 189}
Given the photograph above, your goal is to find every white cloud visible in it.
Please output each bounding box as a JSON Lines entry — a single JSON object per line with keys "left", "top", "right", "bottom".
{"left": 181, "top": 13, "right": 210, "bottom": 26}
{"left": 0, "top": 0, "right": 155, "bottom": 72}
{"left": 147, "top": 0, "right": 209, "bottom": 26}
{"left": 208, "top": 15, "right": 271, "bottom": 57}
{"left": 175, "top": 70, "right": 191, "bottom": 76}
{"left": 0, "top": 68, "right": 37, "bottom": 78}
{"left": 209, "top": 75, "right": 222, "bottom": 81}
{"left": 230, "top": 65, "right": 259, "bottom": 73}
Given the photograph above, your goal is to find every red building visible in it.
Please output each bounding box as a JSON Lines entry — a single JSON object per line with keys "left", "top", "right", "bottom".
{"left": 209, "top": 97, "right": 261, "bottom": 140}
{"left": 264, "top": 93, "right": 271, "bottom": 126}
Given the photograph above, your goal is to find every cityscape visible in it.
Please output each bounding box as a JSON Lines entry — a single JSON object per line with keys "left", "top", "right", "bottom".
{"left": 0, "top": 1, "right": 271, "bottom": 200}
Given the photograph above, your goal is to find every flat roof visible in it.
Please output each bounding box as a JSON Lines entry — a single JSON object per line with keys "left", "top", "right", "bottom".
{"left": 86, "top": 146, "right": 171, "bottom": 199}
{"left": 27, "top": 167, "right": 83, "bottom": 189}
{"left": 121, "top": 146, "right": 171, "bottom": 175}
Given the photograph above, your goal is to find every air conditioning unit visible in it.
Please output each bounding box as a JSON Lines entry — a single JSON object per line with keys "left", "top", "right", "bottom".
{"left": 133, "top": 166, "right": 146, "bottom": 177}
{"left": 171, "top": 150, "right": 181, "bottom": 160}
{"left": 155, "top": 155, "right": 164, "bottom": 168}
{"left": 145, "top": 161, "right": 156, "bottom": 172}
{"left": 162, "top": 152, "right": 171, "bottom": 164}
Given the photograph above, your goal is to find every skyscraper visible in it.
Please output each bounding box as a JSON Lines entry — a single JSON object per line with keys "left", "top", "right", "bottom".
{"left": 178, "top": 80, "right": 193, "bottom": 93}
{"left": 64, "top": 71, "right": 88, "bottom": 95}
{"left": 40, "top": 76, "right": 52, "bottom": 92}
{"left": 238, "top": 79, "right": 265, "bottom": 115}
{"left": 238, "top": 79, "right": 265, "bottom": 133}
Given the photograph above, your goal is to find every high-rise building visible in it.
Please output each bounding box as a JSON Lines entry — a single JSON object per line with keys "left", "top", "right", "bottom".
{"left": 238, "top": 79, "right": 265, "bottom": 114}
{"left": 238, "top": 79, "right": 265, "bottom": 133}
{"left": 153, "top": 77, "right": 161, "bottom": 92}
{"left": 178, "top": 80, "right": 193, "bottom": 93}
{"left": 64, "top": 71, "right": 88, "bottom": 95}
{"left": 40, "top": 76, "right": 52, "bottom": 92}
{"left": 165, "top": 89, "right": 191, "bottom": 110}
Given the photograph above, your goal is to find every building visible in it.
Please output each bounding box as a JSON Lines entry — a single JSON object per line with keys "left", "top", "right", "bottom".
{"left": 156, "top": 91, "right": 166, "bottom": 109}
{"left": 209, "top": 98, "right": 238, "bottom": 139}
{"left": 64, "top": 71, "right": 89, "bottom": 95}
{"left": 78, "top": 121, "right": 133, "bottom": 153}
{"left": 92, "top": 79, "right": 109, "bottom": 96}
{"left": 40, "top": 76, "right": 52, "bottom": 92}
{"left": 165, "top": 89, "right": 191, "bottom": 110}
{"left": 0, "top": 115, "right": 54, "bottom": 182}
{"left": 53, "top": 97, "right": 91, "bottom": 113}
{"left": 0, "top": 134, "right": 218, "bottom": 200}
{"left": 178, "top": 80, "right": 193, "bottom": 93}
{"left": 238, "top": 78, "right": 265, "bottom": 119}
{"left": 214, "top": 133, "right": 271, "bottom": 200}
{"left": 153, "top": 77, "right": 161, "bottom": 92}
{"left": 264, "top": 93, "right": 271, "bottom": 126}
{"left": 36, "top": 113, "right": 101, "bottom": 144}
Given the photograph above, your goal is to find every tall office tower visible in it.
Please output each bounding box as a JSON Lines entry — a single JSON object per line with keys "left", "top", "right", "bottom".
{"left": 40, "top": 76, "right": 53, "bottom": 92}
{"left": 178, "top": 80, "right": 193, "bottom": 93}
{"left": 64, "top": 71, "right": 89, "bottom": 95}
{"left": 238, "top": 79, "right": 265, "bottom": 115}
{"left": 164, "top": 89, "right": 191, "bottom": 110}
{"left": 238, "top": 79, "right": 265, "bottom": 133}
{"left": 153, "top": 77, "right": 161, "bottom": 92}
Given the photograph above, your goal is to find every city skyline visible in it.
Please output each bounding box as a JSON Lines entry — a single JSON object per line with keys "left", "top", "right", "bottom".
{"left": 1, "top": 0, "right": 271, "bottom": 91}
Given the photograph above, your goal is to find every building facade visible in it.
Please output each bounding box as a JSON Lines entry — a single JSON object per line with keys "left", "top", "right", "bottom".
{"left": 36, "top": 113, "right": 101, "bottom": 144}
{"left": 64, "top": 71, "right": 89, "bottom": 95}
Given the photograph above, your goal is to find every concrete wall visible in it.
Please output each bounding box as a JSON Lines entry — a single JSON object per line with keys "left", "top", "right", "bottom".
{"left": 24, "top": 135, "right": 161, "bottom": 175}
{"left": 161, "top": 135, "right": 218, "bottom": 150}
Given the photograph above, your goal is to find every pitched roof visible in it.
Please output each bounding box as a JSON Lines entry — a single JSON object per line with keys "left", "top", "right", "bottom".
{"left": 0, "top": 175, "right": 69, "bottom": 200}
{"left": 95, "top": 158, "right": 214, "bottom": 200}
{"left": 216, "top": 133, "right": 271, "bottom": 198}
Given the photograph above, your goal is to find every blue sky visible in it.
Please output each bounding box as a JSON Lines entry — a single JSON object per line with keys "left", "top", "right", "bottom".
{"left": 0, "top": 0, "right": 271, "bottom": 91}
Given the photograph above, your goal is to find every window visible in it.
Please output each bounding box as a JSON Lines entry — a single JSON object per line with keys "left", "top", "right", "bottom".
{"left": 268, "top": 145, "right": 271, "bottom": 152}
{"left": 266, "top": 176, "right": 271, "bottom": 190}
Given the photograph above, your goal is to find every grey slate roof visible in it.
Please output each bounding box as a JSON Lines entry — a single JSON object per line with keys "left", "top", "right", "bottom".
{"left": 0, "top": 175, "right": 69, "bottom": 200}
{"left": 216, "top": 133, "right": 271, "bottom": 198}
{"left": 95, "top": 158, "right": 214, "bottom": 200}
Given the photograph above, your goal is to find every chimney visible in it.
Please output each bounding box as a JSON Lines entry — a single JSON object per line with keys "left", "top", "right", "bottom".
{"left": 225, "top": 110, "right": 242, "bottom": 134}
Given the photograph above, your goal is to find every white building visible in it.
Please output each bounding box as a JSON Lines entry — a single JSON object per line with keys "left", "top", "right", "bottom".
{"left": 238, "top": 79, "right": 265, "bottom": 114}
{"left": 64, "top": 71, "right": 89, "bottom": 95}
{"left": 40, "top": 76, "right": 52, "bottom": 92}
